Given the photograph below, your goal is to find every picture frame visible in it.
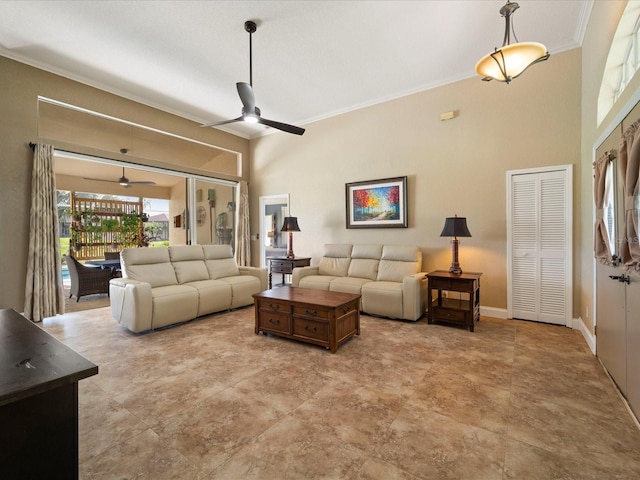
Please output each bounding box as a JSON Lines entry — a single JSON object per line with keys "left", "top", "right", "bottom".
{"left": 345, "top": 176, "right": 408, "bottom": 228}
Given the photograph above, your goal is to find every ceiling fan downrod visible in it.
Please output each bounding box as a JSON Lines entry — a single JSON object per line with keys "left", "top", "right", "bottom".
{"left": 245, "top": 20, "right": 256, "bottom": 87}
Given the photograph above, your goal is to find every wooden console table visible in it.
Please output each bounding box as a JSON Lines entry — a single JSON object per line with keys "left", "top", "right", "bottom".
{"left": 254, "top": 287, "right": 360, "bottom": 352}
{"left": 267, "top": 256, "right": 311, "bottom": 288}
{"left": 427, "top": 271, "right": 482, "bottom": 332}
{"left": 0, "top": 309, "right": 98, "bottom": 478}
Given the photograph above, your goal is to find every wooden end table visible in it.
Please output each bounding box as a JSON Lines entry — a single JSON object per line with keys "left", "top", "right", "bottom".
{"left": 267, "top": 256, "right": 311, "bottom": 289}
{"left": 427, "top": 271, "right": 482, "bottom": 331}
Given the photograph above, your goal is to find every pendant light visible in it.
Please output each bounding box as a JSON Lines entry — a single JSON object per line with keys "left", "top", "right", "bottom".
{"left": 475, "top": 1, "right": 549, "bottom": 84}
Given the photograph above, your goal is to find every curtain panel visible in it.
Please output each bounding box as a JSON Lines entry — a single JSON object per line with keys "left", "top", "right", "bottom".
{"left": 593, "top": 151, "right": 615, "bottom": 265}
{"left": 620, "top": 119, "right": 640, "bottom": 272}
{"left": 23, "top": 144, "right": 65, "bottom": 321}
{"left": 235, "top": 180, "right": 251, "bottom": 266}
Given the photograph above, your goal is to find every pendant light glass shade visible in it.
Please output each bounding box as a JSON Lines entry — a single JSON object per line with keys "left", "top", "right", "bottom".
{"left": 476, "top": 1, "right": 549, "bottom": 84}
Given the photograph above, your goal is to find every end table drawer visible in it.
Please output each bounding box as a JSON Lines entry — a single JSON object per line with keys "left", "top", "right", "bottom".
{"left": 270, "top": 261, "right": 293, "bottom": 274}
{"left": 293, "top": 317, "right": 329, "bottom": 342}
{"left": 258, "top": 311, "right": 291, "bottom": 334}
{"left": 432, "top": 306, "right": 467, "bottom": 323}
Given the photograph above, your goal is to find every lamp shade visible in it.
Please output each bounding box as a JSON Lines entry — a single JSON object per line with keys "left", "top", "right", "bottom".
{"left": 475, "top": 42, "right": 549, "bottom": 83}
{"left": 281, "top": 216, "right": 300, "bottom": 232}
{"left": 440, "top": 216, "right": 471, "bottom": 238}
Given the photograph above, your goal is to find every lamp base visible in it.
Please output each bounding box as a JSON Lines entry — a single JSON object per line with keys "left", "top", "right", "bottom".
{"left": 286, "top": 231, "right": 295, "bottom": 259}
{"left": 449, "top": 238, "right": 462, "bottom": 275}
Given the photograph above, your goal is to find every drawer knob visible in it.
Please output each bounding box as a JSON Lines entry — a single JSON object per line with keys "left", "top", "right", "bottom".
{"left": 269, "top": 303, "right": 280, "bottom": 310}
{"left": 305, "top": 309, "right": 317, "bottom": 316}
{"left": 304, "top": 325, "right": 317, "bottom": 333}
{"left": 268, "top": 318, "right": 280, "bottom": 325}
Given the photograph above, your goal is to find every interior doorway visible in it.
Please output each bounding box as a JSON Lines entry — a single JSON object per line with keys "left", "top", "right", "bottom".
{"left": 259, "top": 194, "right": 289, "bottom": 268}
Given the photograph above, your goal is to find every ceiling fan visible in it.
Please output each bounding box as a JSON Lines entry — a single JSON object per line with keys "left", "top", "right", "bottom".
{"left": 84, "top": 167, "right": 156, "bottom": 188}
{"left": 201, "top": 20, "right": 305, "bottom": 136}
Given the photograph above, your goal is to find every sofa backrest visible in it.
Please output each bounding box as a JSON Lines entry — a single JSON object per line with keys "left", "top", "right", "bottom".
{"left": 376, "top": 245, "right": 422, "bottom": 282}
{"left": 318, "top": 244, "right": 352, "bottom": 277}
{"left": 169, "top": 245, "right": 209, "bottom": 284}
{"left": 347, "top": 244, "right": 382, "bottom": 280}
{"left": 121, "top": 247, "right": 178, "bottom": 288}
{"left": 203, "top": 245, "right": 240, "bottom": 279}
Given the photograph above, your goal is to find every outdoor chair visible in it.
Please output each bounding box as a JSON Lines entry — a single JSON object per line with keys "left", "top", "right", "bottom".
{"left": 65, "top": 255, "right": 113, "bottom": 302}
{"left": 104, "top": 251, "right": 122, "bottom": 277}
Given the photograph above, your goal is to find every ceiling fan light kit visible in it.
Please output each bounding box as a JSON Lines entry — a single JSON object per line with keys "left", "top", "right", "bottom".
{"left": 202, "top": 20, "right": 305, "bottom": 135}
{"left": 475, "top": 1, "right": 549, "bottom": 84}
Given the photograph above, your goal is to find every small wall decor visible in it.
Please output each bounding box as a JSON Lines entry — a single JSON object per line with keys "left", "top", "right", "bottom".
{"left": 345, "top": 176, "right": 408, "bottom": 228}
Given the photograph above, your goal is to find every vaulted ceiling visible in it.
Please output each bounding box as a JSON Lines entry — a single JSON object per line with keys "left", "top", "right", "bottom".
{"left": 0, "top": 1, "right": 591, "bottom": 139}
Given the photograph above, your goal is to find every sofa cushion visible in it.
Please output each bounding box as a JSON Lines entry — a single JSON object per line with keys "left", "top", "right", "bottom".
{"left": 203, "top": 245, "right": 240, "bottom": 279}
{"left": 318, "top": 243, "right": 352, "bottom": 277}
{"left": 150, "top": 284, "right": 199, "bottom": 328}
{"left": 121, "top": 248, "right": 178, "bottom": 288}
{"left": 329, "top": 276, "right": 372, "bottom": 295}
{"left": 348, "top": 259, "right": 379, "bottom": 280}
{"left": 377, "top": 245, "right": 421, "bottom": 282}
{"left": 361, "top": 281, "right": 403, "bottom": 319}
{"left": 220, "top": 275, "right": 262, "bottom": 308}
{"left": 299, "top": 275, "right": 336, "bottom": 291}
{"left": 169, "top": 245, "right": 209, "bottom": 284}
{"left": 187, "top": 279, "right": 232, "bottom": 316}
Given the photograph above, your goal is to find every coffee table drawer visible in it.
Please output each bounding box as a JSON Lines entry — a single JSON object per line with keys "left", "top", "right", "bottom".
{"left": 293, "top": 305, "right": 330, "bottom": 320}
{"left": 257, "top": 311, "right": 291, "bottom": 334}
{"left": 293, "top": 317, "right": 329, "bottom": 343}
{"left": 259, "top": 299, "right": 289, "bottom": 313}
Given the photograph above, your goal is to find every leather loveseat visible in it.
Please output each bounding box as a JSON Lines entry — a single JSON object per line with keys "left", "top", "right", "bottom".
{"left": 292, "top": 244, "right": 427, "bottom": 321}
{"left": 109, "top": 245, "right": 267, "bottom": 332}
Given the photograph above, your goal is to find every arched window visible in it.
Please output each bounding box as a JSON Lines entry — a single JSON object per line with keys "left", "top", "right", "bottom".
{"left": 597, "top": 2, "right": 640, "bottom": 126}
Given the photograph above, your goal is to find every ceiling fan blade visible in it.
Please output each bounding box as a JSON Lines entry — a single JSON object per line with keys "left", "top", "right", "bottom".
{"left": 127, "top": 181, "right": 156, "bottom": 186}
{"left": 258, "top": 117, "right": 305, "bottom": 136}
{"left": 201, "top": 116, "right": 244, "bottom": 128}
{"left": 83, "top": 177, "right": 118, "bottom": 183}
{"left": 237, "top": 82, "right": 256, "bottom": 113}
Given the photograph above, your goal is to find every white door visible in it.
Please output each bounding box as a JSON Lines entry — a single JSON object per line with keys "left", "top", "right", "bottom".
{"left": 507, "top": 166, "right": 573, "bottom": 325}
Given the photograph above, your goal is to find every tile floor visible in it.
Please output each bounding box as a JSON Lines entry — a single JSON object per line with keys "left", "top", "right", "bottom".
{"left": 41, "top": 308, "right": 640, "bottom": 479}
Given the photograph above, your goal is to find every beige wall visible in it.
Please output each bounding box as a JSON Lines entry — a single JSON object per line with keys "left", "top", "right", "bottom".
{"left": 0, "top": 56, "right": 249, "bottom": 311}
{"left": 250, "top": 48, "right": 582, "bottom": 313}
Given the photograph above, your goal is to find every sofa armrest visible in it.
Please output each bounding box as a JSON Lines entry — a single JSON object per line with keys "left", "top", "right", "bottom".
{"left": 239, "top": 266, "right": 268, "bottom": 291}
{"left": 401, "top": 273, "right": 428, "bottom": 321}
{"left": 109, "top": 278, "right": 153, "bottom": 333}
{"left": 292, "top": 266, "right": 319, "bottom": 287}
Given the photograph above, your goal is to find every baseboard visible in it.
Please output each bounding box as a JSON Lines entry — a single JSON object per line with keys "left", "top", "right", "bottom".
{"left": 574, "top": 316, "right": 596, "bottom": 355}
{"left": 480, "top": 306, "right": 507, "bottom": 319}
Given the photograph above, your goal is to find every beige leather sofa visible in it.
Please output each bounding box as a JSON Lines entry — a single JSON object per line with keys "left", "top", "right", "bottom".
{"left": 292, "top": 244, "right": 427, "bottom": 321}
{"left": 109, "top": 245, "right": 267, "bottom": 333}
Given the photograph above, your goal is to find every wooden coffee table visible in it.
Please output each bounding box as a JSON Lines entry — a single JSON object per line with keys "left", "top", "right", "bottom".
{"left": 253, "top": 287, "right": 360, "bottom": 353}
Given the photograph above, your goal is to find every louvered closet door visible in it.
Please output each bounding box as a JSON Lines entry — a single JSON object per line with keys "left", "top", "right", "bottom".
{"left": 508, "top": 167, "right": 573, "bottom": 326}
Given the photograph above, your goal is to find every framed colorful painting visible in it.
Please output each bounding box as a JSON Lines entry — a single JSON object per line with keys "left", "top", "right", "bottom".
{"left": 345, "top": 176, "right": 408, "bottom": 228}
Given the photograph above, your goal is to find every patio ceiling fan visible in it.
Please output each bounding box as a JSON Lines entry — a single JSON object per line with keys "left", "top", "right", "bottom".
{"left": 201, "top": 20, "right": 305, "bottom": 136}
{"left": 84, "top": 167, "right": 156, "bottom": 188}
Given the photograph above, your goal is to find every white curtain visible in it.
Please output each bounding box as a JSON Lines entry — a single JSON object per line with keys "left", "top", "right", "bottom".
{"left": 235, "top": 180, "right": 251, "bottom": 266}
{"left": 24, "top": 144, "right": 65, "bottom": 321}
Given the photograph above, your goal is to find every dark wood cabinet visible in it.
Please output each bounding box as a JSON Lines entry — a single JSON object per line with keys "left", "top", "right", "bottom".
{"left": 0, "top": 309, "right": 98, "bottom": 478}
{"left": 427, "top": 271, "right": 482, "bottom": 332}
{"left": 267, "top": 256, "right": 311, "bottom": 288}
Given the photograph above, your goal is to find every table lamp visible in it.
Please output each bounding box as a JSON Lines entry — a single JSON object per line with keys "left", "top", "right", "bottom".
{"left": 440, "top": 215, "right": 472, "bottom": 274}
{"left": 281, "top": 216, "right": 300, "bottom": 259}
